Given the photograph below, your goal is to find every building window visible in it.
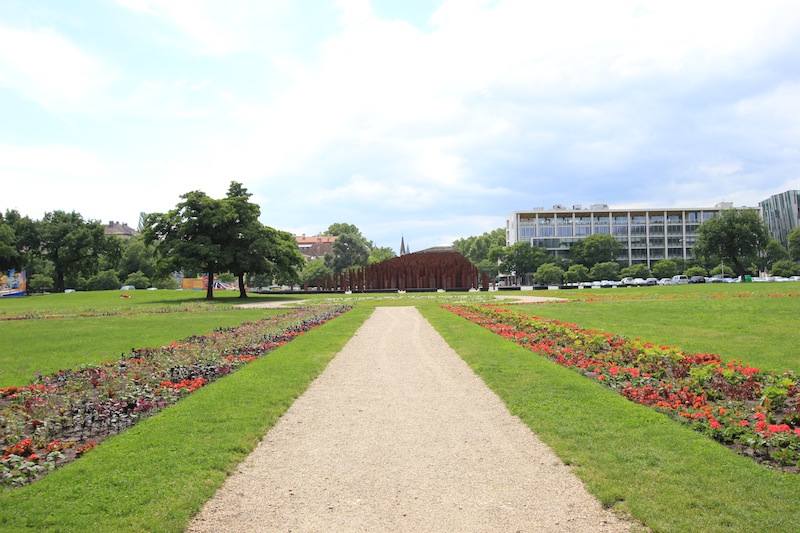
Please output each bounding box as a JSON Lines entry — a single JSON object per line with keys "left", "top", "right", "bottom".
{"left": 668, "top": 214, "right": 683, "bottom": 223}
{"left": 612, "top": 225, "right": 629, "bottom": 236}
{"left": 613, "top": 216, "right": 628, "bottom": 225}
{"left": 538, "top": 227, "right": 554, "bottom": 237}
{"left": 557, "top": 226, "right": 573, "bottom": 237}
{"left": 594, "top": 226, "right": 610, "bottom": 234}
{"left": 649, "top": 214, "right": 664, "bottom": 224}
{"left": 631, "top": 215, "right": 646, "bottom": 224}
{"left": 575, "top": 226, "right": 591, "bottom": 236}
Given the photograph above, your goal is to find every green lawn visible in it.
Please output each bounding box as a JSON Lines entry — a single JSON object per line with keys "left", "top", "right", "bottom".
{"left": 510, "top": 283, "right": 800, "bottom": 373}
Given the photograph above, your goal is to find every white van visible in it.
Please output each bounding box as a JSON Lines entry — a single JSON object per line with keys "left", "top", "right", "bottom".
{"left": 671, "top": 275, "right": 689, "bottom": 285}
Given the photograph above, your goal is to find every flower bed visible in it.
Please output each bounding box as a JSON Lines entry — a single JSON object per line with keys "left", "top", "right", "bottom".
{"left": 443, "top": 303, "right": 800, "bottom": 472}
{"left": 1, "top": 305, "right": 350, "bottom": 486}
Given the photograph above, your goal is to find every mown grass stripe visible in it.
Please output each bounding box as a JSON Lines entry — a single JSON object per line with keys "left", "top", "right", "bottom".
{"left": 0, "top": 306, "right": 372, "bottom": 532}
{"left": 422, "top": 304, "right": 800, "bottom": 533}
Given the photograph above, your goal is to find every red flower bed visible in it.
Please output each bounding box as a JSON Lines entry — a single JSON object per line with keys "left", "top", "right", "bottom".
{"left": 444, "top": 303, "right": 800, "bottom": 472}
{"left": 1, "top": 305, "right": 350, "bottom": 487}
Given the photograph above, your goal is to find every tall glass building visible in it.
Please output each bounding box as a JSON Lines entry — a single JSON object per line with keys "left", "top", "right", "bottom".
{"left": 506, "top": 202, "right": 756, "bottom": 268}
{"left": 759, "top": 190, "right": 800, "bottom": 247}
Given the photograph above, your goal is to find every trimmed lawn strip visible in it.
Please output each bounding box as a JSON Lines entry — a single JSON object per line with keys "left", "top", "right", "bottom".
{"left": 0, "top": 290, "right": 307, "bottom": 318}
{"left": 0, "top": 305, "right": 372, "bottom": 532}
{"left": 513, "top": 295, "right": 800, "bottom": 373}
{"left": 422, "top": 305, "right": 800, "bottom": 533}
{"left": 0, "top": 309, "right": 283, "bottom": 387}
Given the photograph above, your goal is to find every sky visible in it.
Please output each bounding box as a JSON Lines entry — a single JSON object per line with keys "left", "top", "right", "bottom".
{"left": 2, "top": 0, "right": 800, "bottom": 253}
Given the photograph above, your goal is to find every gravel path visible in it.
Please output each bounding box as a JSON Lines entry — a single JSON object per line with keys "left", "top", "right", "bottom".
{"left": 187, "top": 306, "right": 636, "bottom": 532}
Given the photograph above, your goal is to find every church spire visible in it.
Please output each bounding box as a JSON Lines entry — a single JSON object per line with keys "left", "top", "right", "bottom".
{"left": 400, "top": 235, "right": 406, "bottom": 256}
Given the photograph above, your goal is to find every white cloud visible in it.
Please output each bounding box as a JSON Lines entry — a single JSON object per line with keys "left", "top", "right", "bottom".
{"left": 117, "top": 0, "right": 294, "bottom": 56}
{"left": 0, "top": 24, "right": 114, "bottom": 108}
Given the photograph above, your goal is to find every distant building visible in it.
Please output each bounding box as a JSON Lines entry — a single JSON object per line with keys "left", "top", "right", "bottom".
{"left": 104, "top": 221, "right": 139, "bottom": 239}
{"left": 759, "top": 190, "right": 800, "bottom": 247}
{"left": 506, "top": 201, "right": 757, "bottom": 268}
{"left": 294, "top": 234, "right": 336, "bottom": 261}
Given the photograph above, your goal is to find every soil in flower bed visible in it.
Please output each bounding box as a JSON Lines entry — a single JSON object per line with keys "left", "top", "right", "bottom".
{"left": 1, "top": 305, "right": 350, "bottom": 487}
{"left": 444, "top": 303, "right": 800, "bottom": 473}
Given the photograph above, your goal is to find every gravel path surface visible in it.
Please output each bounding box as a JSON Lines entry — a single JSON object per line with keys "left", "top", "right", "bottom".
{"left": 187, "top": 306, "right": 636, "bottom": 532}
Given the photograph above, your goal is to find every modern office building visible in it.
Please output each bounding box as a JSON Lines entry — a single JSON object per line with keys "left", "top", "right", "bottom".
{"left": 506, "top": 202, "right": 757, "bottom": 268}
{"left": 759, "top": 190, "right": 800, "bottom": 247}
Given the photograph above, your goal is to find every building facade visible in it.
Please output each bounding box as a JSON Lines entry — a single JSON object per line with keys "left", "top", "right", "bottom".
{"left": 759, "top": 190, "right": 800, "bottom": 248}
{"left": 506, "top": 202, "right": 756, "bottom": 268}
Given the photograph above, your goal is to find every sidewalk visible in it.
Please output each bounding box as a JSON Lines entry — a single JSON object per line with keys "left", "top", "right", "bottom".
{"left": 187, "top": 306, "right": 635, "bottom": 532}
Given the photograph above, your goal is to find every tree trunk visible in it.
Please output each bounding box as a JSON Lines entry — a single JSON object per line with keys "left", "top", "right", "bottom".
{"left": 56, "top": 271, "right": 65, "bottom": 293}
{"left": 237, "top": 272, "right": 247, "bottom": 298}
{"left": 206, "top": 267, "right": 215, "bottom": 300}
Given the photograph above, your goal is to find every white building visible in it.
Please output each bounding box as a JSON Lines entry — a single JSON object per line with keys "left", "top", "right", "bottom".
{"left": 506, "top": 202, "right": 757, "bottom": 268}
{"left": 759, "top": 190, "right": 800, "bottom": 248}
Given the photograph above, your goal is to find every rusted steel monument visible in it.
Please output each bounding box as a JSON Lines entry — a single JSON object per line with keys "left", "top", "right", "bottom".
{"left": 312, "top": 251, "right": 488, "bottom": 292}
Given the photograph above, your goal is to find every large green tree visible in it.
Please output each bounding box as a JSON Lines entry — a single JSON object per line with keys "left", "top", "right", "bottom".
{"left": 693, "top": 209, "right": 769, "bottom": 278}
{"left": 221, "top": 182, "right": 297, "bottom": 298}
{"left": 569, "top": 233, "right": 623, "bottom": 267}
{"left": 144, "top": 190, "right": 235, "bottom": 300}
{"left": 36, "top": 211, "right": 106, "bottom": 292}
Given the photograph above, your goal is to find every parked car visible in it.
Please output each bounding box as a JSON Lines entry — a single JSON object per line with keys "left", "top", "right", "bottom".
{"left": 120, "top": 285, "right": 136, "bottom": 290}
{"left": 671, "top": 275, "right": 689, "bottom": 285}
{"left": 644, "top": 278, "right": 658, "bottom": 286}
{"left": 633, "top": 277, "right": 647, "bottom": 286}
{"left": 689, "top": 276, "right": 706, "bottom": 283}
{"left": 657, "top": 278, "right": 672, "bottom": 285}
{"left": 620, "top": 277, "right": 635, "bottom": 286}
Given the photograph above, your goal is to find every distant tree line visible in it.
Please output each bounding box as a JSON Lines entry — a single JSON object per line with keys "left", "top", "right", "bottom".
{"left": 296, "top": 222, "right": 397, "bottom": 288}
{"left": 0, "top": 182, "right": 308, "bottom": 299}
{"left": 452, "top": 210, "right": 800, "bottom": 285}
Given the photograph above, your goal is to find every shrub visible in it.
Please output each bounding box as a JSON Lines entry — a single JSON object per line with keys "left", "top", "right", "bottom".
{"left": 124, "top": 271, "right": 151, "bottom": 289}
{"left": 86, "top": 270, "right": 121, "bottom": 291}
{"left": 534, "top": 264, "right": 564, "bottom": 285}
{"left": 590, "top": 261, "right": 620, "bottom": 281}
{"left": 564, "top": 264, "right": 590, "bottom": 283}
{"left": 684, "top": 266, "right": 707, "bottom": 277}
{"left": 652, "top": 259, "right": 679, "bottom": 279}
{"left": 620, "top": 263, "right": 651, "bottom": 279}
{"left": 771, "top": 260, "right": 800, "bottom": 277}
{"left": 28, "top": 275, "right": 53, "bottom": 293}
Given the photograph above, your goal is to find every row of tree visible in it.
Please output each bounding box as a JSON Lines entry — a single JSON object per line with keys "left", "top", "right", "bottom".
{"left": 1, "top": 183, "right": 305, "bottom": 298}
{"left": 1, "top": 209, "right": 155, "bottom": 293}
{"left": 1, "top": 183, "right": 399, "bottom": 298}
{"left": 452, "top": 210, "right": 800, "bottom": 285}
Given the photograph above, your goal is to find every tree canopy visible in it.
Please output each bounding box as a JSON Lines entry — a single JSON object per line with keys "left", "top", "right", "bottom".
{"left": 693, "top": 209, "right": 769, "bottom": 278}
{"left": 36, "top": 211, "right": 107, "bottom": 292}
{"left": 569, "top": 233, "right": 623, "bottom": 267}
{"left": 143, "top": 182, "right": 298, "bottom": 299}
